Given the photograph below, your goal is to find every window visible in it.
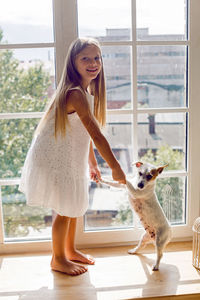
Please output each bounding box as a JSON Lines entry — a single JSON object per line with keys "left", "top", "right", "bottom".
{"left": 0, "top": 0, "right": 199, "bottom": 252}
{"left": 0, "top": 0, "right": 55, "bottom": 244}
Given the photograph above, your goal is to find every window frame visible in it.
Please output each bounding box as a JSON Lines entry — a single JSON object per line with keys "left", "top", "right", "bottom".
{"left": 0, "top": 0, "right": 200, "bottom": 253}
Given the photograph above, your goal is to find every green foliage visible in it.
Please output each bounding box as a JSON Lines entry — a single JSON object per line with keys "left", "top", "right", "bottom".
{"left": 142, "top": 144, "right": 184, "bottom": 170}
{"left": 2, "top": 186, "right": 52, "bottom": 238}
{"left": 0, "top": 45, "right": 51, "bottom": 178}
{"left": 0, "top": 52, "right": 50, "bottom": 113}
{"left": 3, "top": 203, "right": 52, "bottom": 237}
{"left": 112, "top": 201, "right": 133, "bottom": 226}
{"left": 0, "top": 119, "right": 39, "bottom": 178}
{"left": 155, "top": 177, "right": 184, "bottom": 223}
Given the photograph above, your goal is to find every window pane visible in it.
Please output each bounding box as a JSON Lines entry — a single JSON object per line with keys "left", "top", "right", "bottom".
{"left": 0, "top": 48, "right": 55, "bottom": 113}
{"left": 136, "top": 0, "right": 187, "bottom": 41}
{"left": 137, "top": 46, "right": 187, "bottom": 108}
{"left": 138, "top": 113, "right": 187, "bottom": 170}
{"left": 85, "top": 182, "right": 132, "bottom": 231}
{"left": 0, "top": 0, "right": 54, "bottom": 44}
{"left": 85, "top": 114, "right": 133, "bottom": 231}
{"left": 156, "top": 177, "right": 186, "bottom": 225}
{"left": 0, "top": 119, "right": 39, "bottom": 178}
{"left": 1, "top": 185, "right": 52, "bottom": 240}
{"left": 102, "top": 46, "right": 131, "bottom": 109}
{"left": 77, "top": 0, "right": 131, "bottom": 41}
{"left": 102, "top": 114, "right": 133, "bottom": 175}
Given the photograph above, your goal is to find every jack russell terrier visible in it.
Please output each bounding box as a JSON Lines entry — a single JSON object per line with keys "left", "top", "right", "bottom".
{"left": 100, "top": 162, "right": 172, "bottom": 271}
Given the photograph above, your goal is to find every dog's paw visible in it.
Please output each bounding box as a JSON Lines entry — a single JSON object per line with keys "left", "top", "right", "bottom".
{"left": 128, "top": 248, "right": 138, "bottom": 254}
{"left": 152, "top": 265, "right": 159, "bottom": 271}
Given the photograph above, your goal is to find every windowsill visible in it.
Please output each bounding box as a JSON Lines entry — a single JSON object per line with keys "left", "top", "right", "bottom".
{"left": 0, "top": 241, "right": 200, "bottom": 299}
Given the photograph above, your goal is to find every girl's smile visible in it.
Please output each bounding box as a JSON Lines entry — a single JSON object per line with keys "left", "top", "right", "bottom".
{"left": 75, "top": 45, "right": 102, "bottom": 88}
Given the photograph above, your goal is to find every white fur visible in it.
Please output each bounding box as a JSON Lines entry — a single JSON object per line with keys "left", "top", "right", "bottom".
{"left": 100, "top": 162, "right": 172, "bottom": 271}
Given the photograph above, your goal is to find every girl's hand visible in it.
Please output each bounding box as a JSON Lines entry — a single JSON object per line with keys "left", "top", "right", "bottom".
{"left": 89, "top": 164, "right": 101, "bottom": 183}
{"left": 112, "top": 164, "right": 126, "bottom": 184}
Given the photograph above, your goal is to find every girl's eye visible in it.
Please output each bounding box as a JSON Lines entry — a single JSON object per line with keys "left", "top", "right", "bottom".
{"left": 146, "top": 174, "right": 153, "bottom": 181}
{"left": 95, "top": 56, "right": 100, "bottom": 61}
{"left": 82, "top": 57, "right": 89, "bottom": 61}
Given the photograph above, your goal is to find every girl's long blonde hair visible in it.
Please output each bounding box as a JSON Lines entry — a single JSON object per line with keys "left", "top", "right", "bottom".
{"left": 36, "top": 37, "right": 106, "bottom": 137}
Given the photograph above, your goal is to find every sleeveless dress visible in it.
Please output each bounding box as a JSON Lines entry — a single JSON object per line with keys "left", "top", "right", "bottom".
{"left": 19, "top": 87, "right": 94, "bottom": 217}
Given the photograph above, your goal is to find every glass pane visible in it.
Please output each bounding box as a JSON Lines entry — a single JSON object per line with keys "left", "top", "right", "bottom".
{"left": 137, "top": 46, "right": 187, "bottom": 108}
{"left": 78, "top": 0, "right": 131, "bottom": 41}
{"left": 101, "top": 114, "right": 133, "bottom": 175}
{"left": 156, "top": 177, "right": 186, "bottom": 225}
{"left": 0, "top": 48, "right": 55, "bottom": 113}
{"left": 0, "top": 119, "right": 40, "bottom": 178}
{"left": 102, "top": 46, "right": 131, "bottom": 109}
{"left": 85, "top": 114, "right": 133, "bottom": 231}
{"left": 136, "top": 0, "right": 187, "bottom": 41}
{"left": 85, "top": 182, "right": 132, "bottom": 231}
{"left": 0, "top": 0, "right": 54, "bottom": 44}
{"left": 138, "top": 113, "right": 187, "bottom": 170}
{"left": 2, "top": 185, "right": 52, "bottom": 240}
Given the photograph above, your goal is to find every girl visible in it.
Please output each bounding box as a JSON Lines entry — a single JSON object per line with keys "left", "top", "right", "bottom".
{"left": 19, "top": 37, "right": 126, "bottom": 276}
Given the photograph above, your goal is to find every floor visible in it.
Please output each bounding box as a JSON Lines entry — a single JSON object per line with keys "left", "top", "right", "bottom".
{"left": 0, "top": 241, "right": 200, "bottom": 300}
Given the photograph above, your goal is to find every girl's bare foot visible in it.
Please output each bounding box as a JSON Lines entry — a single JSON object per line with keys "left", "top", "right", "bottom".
{"left": 51, "top": 255, "right": 88, "bottom": 276}
{"left": 66, "top": 249, "right": 95, "bottom": 265}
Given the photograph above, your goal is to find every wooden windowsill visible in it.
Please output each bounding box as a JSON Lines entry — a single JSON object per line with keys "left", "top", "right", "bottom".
{"left": 0, "top": 241, "right": 200, "bottom": 300}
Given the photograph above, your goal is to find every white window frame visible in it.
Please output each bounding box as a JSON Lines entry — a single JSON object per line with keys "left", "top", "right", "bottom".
{"left": 0, "top": 0, "right": 200, "bottom": 253}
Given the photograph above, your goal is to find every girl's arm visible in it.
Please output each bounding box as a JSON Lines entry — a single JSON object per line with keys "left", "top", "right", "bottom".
{"left": 67, "top": 90, "right": 126, "bottom": 184}
{"left": 88, "top": 140, "right": 101, "bottom": 182}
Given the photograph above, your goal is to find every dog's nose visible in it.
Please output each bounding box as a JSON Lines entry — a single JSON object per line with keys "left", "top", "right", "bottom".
{"left": 138, "top": 181, "right": 144, "bottom": 189}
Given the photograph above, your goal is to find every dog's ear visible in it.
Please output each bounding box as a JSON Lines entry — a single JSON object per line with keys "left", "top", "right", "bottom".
{"left": 150, "top": 169, "right": 157, "bottom": 176}
{"left": 157, "top": 164, "right": 168, "bottom": 174}
{"left": 133, "top": 161, "right": 143, "bottom": 168}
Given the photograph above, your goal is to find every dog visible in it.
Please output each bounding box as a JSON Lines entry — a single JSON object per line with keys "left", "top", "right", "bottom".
{"left": 100, "top": 161, "right": 172, "bottom": 271}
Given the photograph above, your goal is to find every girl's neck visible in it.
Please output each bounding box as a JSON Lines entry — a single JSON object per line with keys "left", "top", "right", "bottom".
{"left": 80, "top": 79, "right": 90, "bottom": 92}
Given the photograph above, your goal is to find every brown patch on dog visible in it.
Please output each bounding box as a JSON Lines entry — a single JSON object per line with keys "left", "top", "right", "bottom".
{"left": 150, "top": 164, "right": 169, "bottom": 180}
{"left": 150, "top": 169, "right": 158, "bottom": 180}
{"left": 157, "top": 164, "right": 168, "bottom": 174}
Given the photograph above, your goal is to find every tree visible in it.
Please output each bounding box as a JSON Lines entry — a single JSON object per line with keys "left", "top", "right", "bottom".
{"left": 0, "top": 29, "right": 51, "bottom": 179}
{"left": 0, "top": 29, "right": 52, "bottom": 237}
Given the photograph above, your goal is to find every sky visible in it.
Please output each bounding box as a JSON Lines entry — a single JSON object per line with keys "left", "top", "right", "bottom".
{"left": 78, "top": 0, "right": 186, "bottom": 36}
{"left": 0, "top": 0, "right": 53, "bottom": 26}
{"left": 0, "top": 0, "right": 186, "bottom": 60}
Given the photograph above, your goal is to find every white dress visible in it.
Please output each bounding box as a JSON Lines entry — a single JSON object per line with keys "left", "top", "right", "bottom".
{"left": 19, "top": 87, "right": 94, "bottom": 217}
